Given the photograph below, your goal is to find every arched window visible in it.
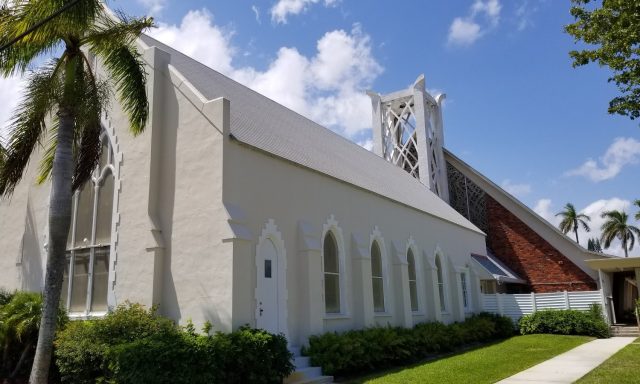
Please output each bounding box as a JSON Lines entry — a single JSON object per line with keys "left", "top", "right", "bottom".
{"left": 460, "top": 272, "right": 469, "bottom": 310}
{"left": 435, "top": 254, "right": 446, "bottom": 312}
{"left": 323, "top": 232, "right": 341, "bottom": 314}
{"left": 371, "top": 241, "right": 385, "bottom": 313}
{"left": 62, "top": 134, "right": 115, "bottom": 314}
{"left": 407, "top": 249, "right": 418, "bottom": 312}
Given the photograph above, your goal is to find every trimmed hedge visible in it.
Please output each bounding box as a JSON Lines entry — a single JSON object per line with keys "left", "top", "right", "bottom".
{"left": 55, "top": 303, "right": 294, "bottom": 384}
{"left": 518, "top": 307, "right": 610, "bottom": 338}
{"left": 303, "top": 312, "right": 514, "bottom": 377}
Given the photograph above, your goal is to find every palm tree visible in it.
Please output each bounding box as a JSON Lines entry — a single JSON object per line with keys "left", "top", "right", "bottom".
{"left": 600, "top": 210, "right": 640, "bottom": 258}
{"left": 0, "top": 2, "right": 152, "bottom": 382}
{"left": 634, "top": 199, "right": 640, "bottom": 221}
{"left": 556, "top": 203, "right": 591, "bottom": 243}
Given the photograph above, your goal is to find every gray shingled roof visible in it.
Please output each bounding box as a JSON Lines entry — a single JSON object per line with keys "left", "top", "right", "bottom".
{"left": 139, "top": 35, "right": 483, "bottom": 235}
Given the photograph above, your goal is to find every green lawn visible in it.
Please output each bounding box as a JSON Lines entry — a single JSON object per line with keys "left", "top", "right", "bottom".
{"left": 576, "top": 339, "right": 640, "bottom": 384}
{"left": 344, "top": 335, "right": 592, "bottom": 384}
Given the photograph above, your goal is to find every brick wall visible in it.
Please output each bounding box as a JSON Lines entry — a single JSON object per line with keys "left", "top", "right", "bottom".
{"left": 485, "top": 196, "right": 596, "bottom": 293}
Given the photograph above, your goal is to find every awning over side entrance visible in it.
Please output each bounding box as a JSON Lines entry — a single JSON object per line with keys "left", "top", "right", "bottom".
{"left": 471, "top": 251, "right": 527, "bottom": 284}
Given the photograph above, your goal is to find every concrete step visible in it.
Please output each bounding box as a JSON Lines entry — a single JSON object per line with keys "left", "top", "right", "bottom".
{"left": 284, "top": 367, "right": 328, "bottom": 384}
{"left": 610, "top": 326, "right": 639, "bottom": 337}
{"left": 289, "top": 376, "right": 333, "bottom": 384}
{"left": 288, "top": 345, "right": 301, "bottom": 357}
{"left": 284, "top": 345, "right": 332, "bottom": 383}
{"left": 294, "top": 356, "right": 310, "bottom": 369}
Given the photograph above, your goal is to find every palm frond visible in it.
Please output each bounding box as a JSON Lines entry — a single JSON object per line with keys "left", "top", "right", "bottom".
{"left": 0, "top": 59, "right": 62, "bottom": 196}
{"left": 36, "top": 125, "right": 58, "bottom": 185}
{"left": 576, "top": 213, "right": 591, "bottom": 221}
{"left": 579, "top": 219, "right": 590, "bottom": 232}
{"left": 86, "top": 12, "right": 152, "bottom": 135}
{"left": 82, "top": 10, "right": 154, "bottom": 48}
{"left": 635, "top": 200, "right": 640, "bottom": 221}
{"left": 0, "top": 142, "right": 5, "bottom": 168}
{"left": 35, "top": 53, "right": 109, "bottom": 190}
{"left": 0, "top": 1, "right": 64, "bottom": 76}
{"left": 71, "top": 54, "right": 108, "bottom": 190}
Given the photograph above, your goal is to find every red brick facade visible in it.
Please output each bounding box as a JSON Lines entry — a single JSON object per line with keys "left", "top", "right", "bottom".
{"left": 485, "top": 196, "right": 596, "bottom": 293}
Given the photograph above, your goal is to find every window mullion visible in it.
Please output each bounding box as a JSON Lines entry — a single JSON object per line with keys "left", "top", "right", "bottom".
{"left": 86, "top": 183, "right": 100, "bottom": 314}
{"left": 66, "top": 193, "right": 79, "bottom": 312}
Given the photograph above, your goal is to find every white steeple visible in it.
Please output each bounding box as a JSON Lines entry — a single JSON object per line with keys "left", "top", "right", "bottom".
{"left": 367, "top": 75, "right": 449, "bottom": 202}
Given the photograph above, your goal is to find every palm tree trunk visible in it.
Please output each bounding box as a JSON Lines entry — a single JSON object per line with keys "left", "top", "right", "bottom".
{"left": 29, "top": 106, "right": 74, "bottom": 384}
{"left": 574, "top": 228, "right": 579, "bottom": 243}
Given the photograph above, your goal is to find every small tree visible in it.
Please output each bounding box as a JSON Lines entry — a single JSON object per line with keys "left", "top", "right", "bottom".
{"left": 556, "top": 203, "right": 591, "bottom": 243}
{"left": 600, "top": 210, "right": 640, "bottom": 258}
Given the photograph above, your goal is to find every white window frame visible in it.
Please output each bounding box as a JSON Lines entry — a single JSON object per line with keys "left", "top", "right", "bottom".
{"left": 321, "top": 215, "right": 348, "bottom": 318}
{"left": 435, "top": 252, "right": 448, "bottom": 313}
{"left": 370, "top": 226, "right": 390, "bottom": 316}
{"left": 407, "top": 249, "right": 419, "bottom": 313}
{"left": 460, "top": 271, "right": 470, "bottom": 311}
{"left": 63, "top": 131, "right": 116, "bottom": 317}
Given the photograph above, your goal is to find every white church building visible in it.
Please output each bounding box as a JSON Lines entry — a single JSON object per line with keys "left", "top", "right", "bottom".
{"left": 3, "top": 34, "right": 511, "bottom": 348}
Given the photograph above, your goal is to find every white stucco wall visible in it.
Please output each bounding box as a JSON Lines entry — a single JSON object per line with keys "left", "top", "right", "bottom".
{"left": 222, "top": 138, "right": 487, "bottom": 345}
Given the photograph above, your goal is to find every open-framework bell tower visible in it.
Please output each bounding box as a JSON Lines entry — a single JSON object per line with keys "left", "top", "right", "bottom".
{"left": 368, "top": 75, "right": 449, "bottom": 202}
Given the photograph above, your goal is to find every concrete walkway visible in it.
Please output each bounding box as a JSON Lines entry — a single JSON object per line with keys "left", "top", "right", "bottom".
{"left": 497, "top": 337, "right": 637, "bottom": 384}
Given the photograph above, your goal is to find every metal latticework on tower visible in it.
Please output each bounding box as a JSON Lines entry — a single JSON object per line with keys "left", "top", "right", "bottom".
{"left": 368, "top": 75, "right": 449, "bottom": 202}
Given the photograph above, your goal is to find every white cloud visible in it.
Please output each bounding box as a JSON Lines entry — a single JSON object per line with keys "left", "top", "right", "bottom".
{"left": 515, "top": 0, "right": 537, "bottom": 31}
{"left": 149, "top": 10, "right": 382, "bottom": 138}
{"left": 533, "top": 198, "right": 560, "bottom": 227}
{"left": 358, "top": 138, "right": 373, "bottom": 151}
{"left": 471, "top": 0, "right": 501, "bottom": 25}
{"left": 270, "top": 0, "right": 337, "bottom": 24}
{"left": 150, "top": 10, "right": 236, "bottom": 75}
{"left": 0, "top": 75, "right": 25, "bottom": 145}
{"left": 447, "top": 0, "right": 502, "bottom": 46}
{"left": 533, "top": 197, "right": 637, "bottom": 257}
{"left": 566, "top": 137, "right": 640, "bottom": 182}
{"left": 501, "top": 179, "right": 531, "bottom": 197}
{"left": 137, "top": 0, "right": 166, "bottom": 15}
{"left": 448, "top": 18, "right": 482, "bottom": 46}
{"left": 580, "top": 198, "right": 635, "bottom": 257}
{"left": 252, "top": 5, "right": 261, "bottom": 24}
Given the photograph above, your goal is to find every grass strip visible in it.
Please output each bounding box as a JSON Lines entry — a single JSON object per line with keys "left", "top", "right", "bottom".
{"left": 346, "top": 334, "right": 592, "bottom": 384}
{"left": 576, "top": 339, "right": 640, "bottom": 384}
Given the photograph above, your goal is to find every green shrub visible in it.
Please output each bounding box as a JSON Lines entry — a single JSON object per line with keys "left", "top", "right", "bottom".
{"left": 304, "top": 312, "right": 514, "bottom": 377}
{"left": 55, "top": 302, "right": 176, "bottom": 383}
{"left": 55, "top": 303, "right": 293, "bottom": 384}
{"left": 0, "top": 290, "right": 67, "bottom": 380}
{"left": 0, "top": 291, "right": 67, "bottom": 380}
{"left": 519, "top": 308, "right": 609, "bottom": 338}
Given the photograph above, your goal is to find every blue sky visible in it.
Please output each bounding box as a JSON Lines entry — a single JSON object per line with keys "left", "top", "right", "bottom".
{"left": 1, "top": 0, "right": 639, "bottom": 255}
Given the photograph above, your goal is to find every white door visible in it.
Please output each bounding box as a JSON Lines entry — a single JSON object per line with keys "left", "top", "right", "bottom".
{"left": 257, "top": 239, "right": 279, "bottom": 333}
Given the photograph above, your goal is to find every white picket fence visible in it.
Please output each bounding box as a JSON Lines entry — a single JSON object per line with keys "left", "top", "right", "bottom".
{"left": 481, "top": 290, "right": 605, "bottom": 322}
